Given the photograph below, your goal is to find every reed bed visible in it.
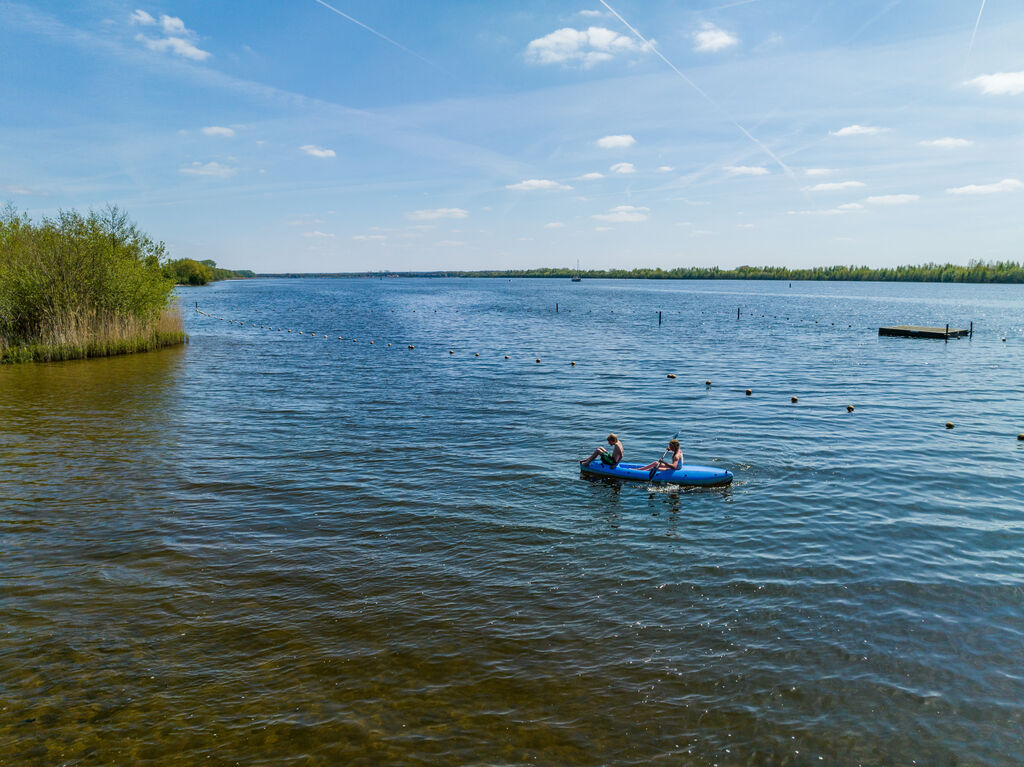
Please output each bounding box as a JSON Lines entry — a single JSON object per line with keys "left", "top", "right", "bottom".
{"left": 0, "top": 305, "right": 186, "bottom": 363}
{"left": 1, "top": 205, "right": 187, "bottom": 364}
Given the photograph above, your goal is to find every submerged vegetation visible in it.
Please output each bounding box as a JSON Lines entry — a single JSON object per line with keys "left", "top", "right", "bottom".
{"left": 263, "top": 262, "right": 1024, "bottom": 284}
{"left": 0, "top": 205, "right": 186, "bottom": 363}
{"left": 163, "top": 257, "right": 254, "bottom": 285}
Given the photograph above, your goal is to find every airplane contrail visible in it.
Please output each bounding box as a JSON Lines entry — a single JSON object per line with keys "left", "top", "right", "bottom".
{"left": 598, "top": 0, "right": 796, "bottom": 181}
{"left": 313, "top": 0, "right": 442, "bottom": 71}
{"left": 968, "top": 0, "right": 987, "bottom": 57}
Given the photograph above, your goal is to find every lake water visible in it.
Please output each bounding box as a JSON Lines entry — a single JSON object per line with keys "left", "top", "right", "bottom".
{"left": 2, "top": 278, "right": 1023, "bottom": 765}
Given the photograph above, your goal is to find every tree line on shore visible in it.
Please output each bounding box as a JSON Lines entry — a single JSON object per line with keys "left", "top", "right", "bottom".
{"left": 260, "top": 262, "right": 1024, "bottom": 283}
{"left": 163, "top": 258, "right": 254, "bottom": 285}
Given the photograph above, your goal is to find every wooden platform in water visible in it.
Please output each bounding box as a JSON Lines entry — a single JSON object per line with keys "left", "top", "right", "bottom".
{"left": 879, "top": 325, "right": 970, "bottom": 339}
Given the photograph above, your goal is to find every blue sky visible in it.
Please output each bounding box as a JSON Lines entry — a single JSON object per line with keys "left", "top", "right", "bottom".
{"left": 2, "top": 1, "right": 1023, "bottom": 272}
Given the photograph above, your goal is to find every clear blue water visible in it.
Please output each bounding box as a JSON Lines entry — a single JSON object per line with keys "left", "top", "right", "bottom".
{"left": 2, "top": 278, "right": 1023, "bottom": 764}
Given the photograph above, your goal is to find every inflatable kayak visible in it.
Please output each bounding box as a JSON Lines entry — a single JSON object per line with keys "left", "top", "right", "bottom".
{"left": 580, "top": 459, "right": 733, "bottom": 487}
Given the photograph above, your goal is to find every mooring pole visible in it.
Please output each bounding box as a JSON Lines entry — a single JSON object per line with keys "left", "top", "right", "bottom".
{"left": 945, "top": 323, "right": 949, "bottom": 343}
{"left": 658, "top": 311, "right": 662, "bottom": 326}
{"left": 556, "top": 303, "right": 558, "bottom": 313}
{"left": 970, "top": 321, "right": 973, "bottom": 339}
{"left": 737, "top": 307, "right": 741, "bottom": 320}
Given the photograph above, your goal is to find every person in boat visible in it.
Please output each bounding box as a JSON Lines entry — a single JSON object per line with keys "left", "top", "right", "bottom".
{"left": 581, "top": 433, "right": 623, "bottom": 468}
{"left": 638, "top": 439, "right": 683, "bottom": 473}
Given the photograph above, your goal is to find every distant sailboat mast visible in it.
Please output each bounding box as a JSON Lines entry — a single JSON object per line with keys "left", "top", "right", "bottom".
{"left": 571, "top": 258, "right": 582, "bottom": 282}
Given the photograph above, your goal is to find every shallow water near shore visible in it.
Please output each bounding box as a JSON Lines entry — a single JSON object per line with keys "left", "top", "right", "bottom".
{"left": 2, "top": 277, "right": 1023, "bottom": 765}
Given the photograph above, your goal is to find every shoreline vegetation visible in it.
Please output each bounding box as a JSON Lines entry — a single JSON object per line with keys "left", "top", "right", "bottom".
{"left": 163, "top": 257, "right": 254, "bottom": 285}
{"left": 259, "top": 261, "right": 1024, "bottom": 284}
{"left": 1, "top": 205, "right": 199, "bottom": 364}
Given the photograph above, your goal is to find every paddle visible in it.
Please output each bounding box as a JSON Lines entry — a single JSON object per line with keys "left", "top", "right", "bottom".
{"left": 649, "top": 431, "right": 680, "bottom": 481}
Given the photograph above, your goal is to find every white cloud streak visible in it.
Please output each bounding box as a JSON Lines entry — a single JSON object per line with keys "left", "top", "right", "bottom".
{"left": 865, "top": 194, "right": 919, "bottom": 205}
{"left": 506, "top": 178, "right": 572, "bottom": 190}
{"left": 202, "top": 126, "right": 235, "bottom": 137}
{"left": 592, "top": 204, "right": 649, "bottom": 222}
{"left": 180, "top": 161, "right": 236, "bottom": 178}
{"left": 405, "top": 208, "right": 468, "bottom": 220}
{"left": 693, "top": 22, "right": 738, "bottom": 53}
{"left": 946, "top": 178, "right": 1023, "bottom": 195}
{"left": 725, "top": 165, "right": 769, "bottom": 176}
{"left": 300, "top": 144, "right": 335, "bottom": 158}
{"left": 610, "top": 162, "right": 635, "bottom": 174}
{"left": 596, "top": 134, "right": 635, "bottom": 149}
{"left": 966, "top": 72, "right": 1024, "bottom": 95}
{"left": 805, "top": 180, "right": 865, "bottom": 191}
{"left": 920, "top": 137, "right": 973, "bottom": 149}
{"left": 831, "top": 124, "right": 886, "bottom": 136}
{"left": 578, "top": 172, "right": 604, "bottom": 180}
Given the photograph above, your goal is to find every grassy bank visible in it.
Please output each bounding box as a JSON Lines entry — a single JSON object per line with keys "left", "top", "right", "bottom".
{"left": 1, "top": 205, "right": 187, "bottom": 364}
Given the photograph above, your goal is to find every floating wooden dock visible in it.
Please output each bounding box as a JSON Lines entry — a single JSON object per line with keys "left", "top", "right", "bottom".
{"left": 879, "top": 325, "right": 971, "bottom": 339}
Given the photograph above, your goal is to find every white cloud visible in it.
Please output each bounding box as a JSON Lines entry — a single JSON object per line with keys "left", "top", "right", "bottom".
{"left": 137, "top": 34, "right": 210, "bottom": 60}
{"left": 831, "top": 125, "right": 886, "bottom": 137}
{"left": 1, "top": 184, "right": 34, "bottom": 195}
{"left": 202, "top": 126, "right": 235, "bottom": 138}
{"left": 437, "top": 240, "right": 465, "bottom": 247}
{"left": 300, "top": 144, "right": 335, "bottom": 158}
{"left": 303, "top": 231, "right": 334, "bottom": 238}
{"left": 179, "top": 161, "right": 236, "bottom": 178}
{"left": 525, "top": 26, "right": 646, "bottom": 68}
{"left": 578, "top": 172, "right": 604, "bottom": 180}
{"left": 352, "top": 234, "right": 386, "bottom": 241}
{"left": 134, "top": 12, "right": 209, "bottom": 60}
{"left": 596, "top": 134, "right": 635, "bottom": 149}
{"left": 805, "top": 168, "right": 833, "bottom": 176}
{"left": 946, "top": 178, "right": 1023, "bottom": 195}
{"left": 406, "top": 208, "right": 469, "bottom": 221}
{"left": 578, "top": 9, "right": 604, "bottom": 17}
{"left": 544, "top": 222, "right": 565, "bottom": 229}
{"left": 865, "top": 194, "right": 919, "bottom": 205}
{"left": 160, "top": 14, "right": 188, "bottom": 35}
{"left": 593, "top": 205, "right": 649, "bottom": 223}
{"left": 837, "top": 202, "right": 864, "bottom": 210}
{"left": 657, "top": 165, "right": 674, "bottom": 172}
{"left": 506, "top": 178, "right": 572, "bottom": 190}
{"left": 693, "top": 23, "right": 738, "bottom": 53}
{"left": 725, "top": 165, "right": 769, "bottom": 176}
{"left": 805, "top": 180, "right": 865, "bottom": 192}
{"left": 594, "top": 226, "right": 612, "bottom": 232}
{"left": 609, "top": 162, "right": 635, "bottom": 174}
{"left": 919, "top": 137, "right": 973, "bottom": 149}
{"left": 966, "top": 72, "right": 1024, "bottom": 96}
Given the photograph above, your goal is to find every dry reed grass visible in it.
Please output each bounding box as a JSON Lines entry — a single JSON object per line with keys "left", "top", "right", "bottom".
{"left": 0, "top": 304, "right": 187, "bottom": 363}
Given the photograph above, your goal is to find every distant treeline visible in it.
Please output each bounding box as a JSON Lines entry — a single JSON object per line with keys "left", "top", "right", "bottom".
{"left": 258, "top": 261, "right": 1024, "bottom": 284}
{"left": 164, "top": 258, "right": 254, "bottom": 285}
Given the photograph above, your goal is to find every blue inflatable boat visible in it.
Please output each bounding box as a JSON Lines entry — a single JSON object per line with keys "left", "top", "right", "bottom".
{"left": 580, "top": 459, "right": 733, "bottom": 487}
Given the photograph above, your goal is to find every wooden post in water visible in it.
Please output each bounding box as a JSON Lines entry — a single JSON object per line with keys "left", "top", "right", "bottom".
{"left": 945, "top": 323, "right": 949, "bottom": 343}
{"left": 737, "top": 307, "right": 741, "bottom": 320}
{"left": 556, "top": 303, "right": 558, "bottom": 313}
{"left": 970, "top": 321, "right": 973, "bottom": 338}
{"left": 658, "top": 311, "right": 662, "bottom": 326}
